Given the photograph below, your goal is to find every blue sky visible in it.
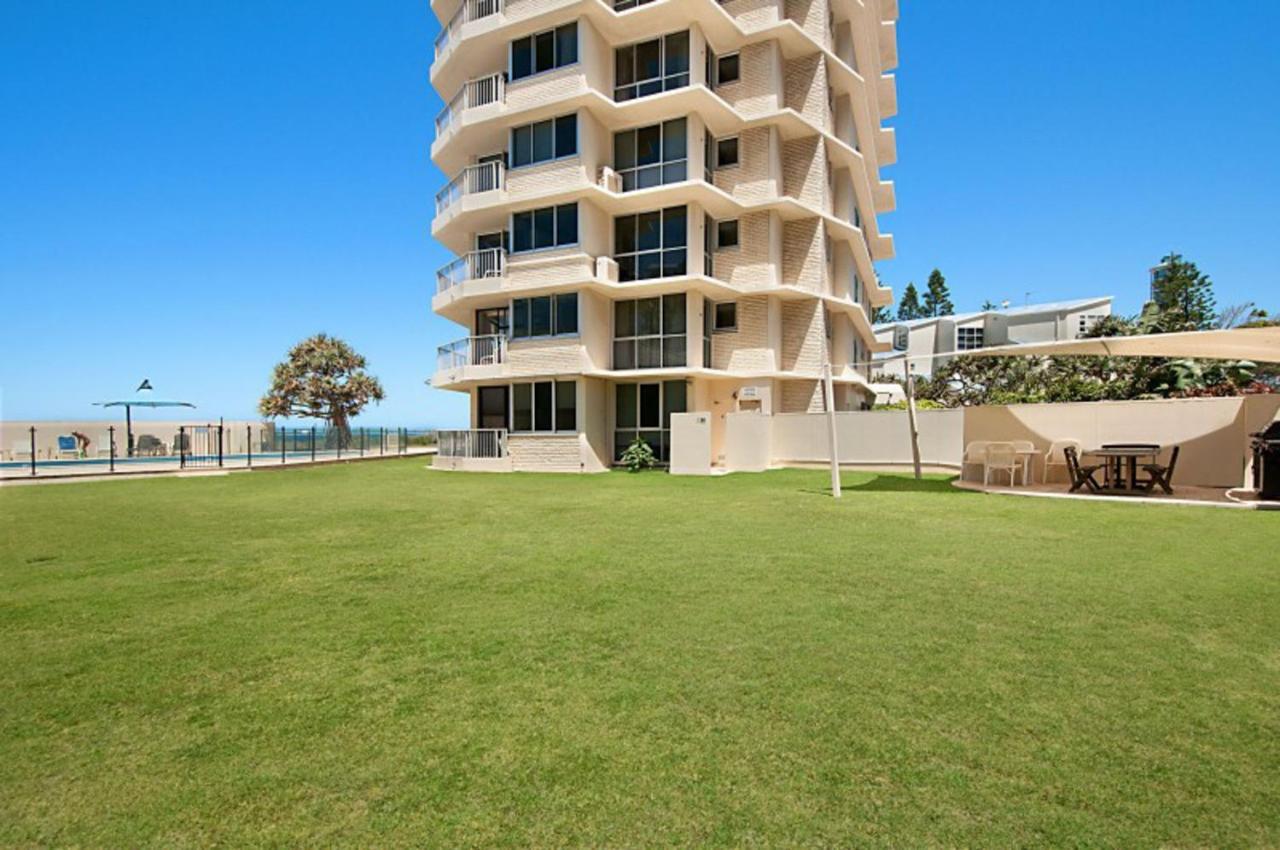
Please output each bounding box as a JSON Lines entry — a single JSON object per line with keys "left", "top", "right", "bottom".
{"left": 2, "top": 0, "right": 1277, "bottom": 425}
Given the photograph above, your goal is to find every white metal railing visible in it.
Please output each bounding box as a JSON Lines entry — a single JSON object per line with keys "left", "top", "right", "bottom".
{"left": 434, "top": 0, "right": 504, "bottom": 61}
{"left": 435, "top": 73, "right": 506, "bottom": 137}
{"left": 435, "top": 160, "right": 506, "bottom": 217}
{"left": 437, "top": 335, "right": 507, "bottom": 372}
{"left": 436, "top": 247, "right": 507, "bottom": 294}
{"left": 437, "top": 428, "right": 507, "bottom": 459}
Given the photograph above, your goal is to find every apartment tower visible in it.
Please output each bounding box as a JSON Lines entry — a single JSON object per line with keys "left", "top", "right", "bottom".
{"left": 429, "top": 0, "right": 898, "bottom": 471}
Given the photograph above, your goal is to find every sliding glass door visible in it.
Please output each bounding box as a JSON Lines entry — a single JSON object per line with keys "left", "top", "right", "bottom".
{"left": 614, "top": 380, "right": 687, "bottom": 462}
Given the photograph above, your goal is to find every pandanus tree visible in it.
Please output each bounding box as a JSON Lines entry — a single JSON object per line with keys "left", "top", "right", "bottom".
{"left": 259, "top": 334, "right": 385, "bottom": 447}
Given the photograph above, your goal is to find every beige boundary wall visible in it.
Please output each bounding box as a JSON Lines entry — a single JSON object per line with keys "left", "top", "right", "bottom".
{"left": 963, "top": 395, "right": 1280, "bottom": 488}
{"left": 713, "top": 396, "right": 1280, "bottom": 488}
{"left": 761, "top": 409, "right": 965, "bottom": 468}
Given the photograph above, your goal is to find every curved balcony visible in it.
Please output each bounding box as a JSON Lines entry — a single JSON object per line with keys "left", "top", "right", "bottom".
{"left": 435, "top": 73, "right": 506, "bottom": 144}
{"left": 437, "top": 247, "right": 507, "bottom": 296}
{"left": 434, "top": 0, "right": 504, "bottom": 65}
{"left": 435, "top": 160, "right": 507, "bottom": 225}
{"left": 434, "top": 335, "right": 509, "bottom": 387}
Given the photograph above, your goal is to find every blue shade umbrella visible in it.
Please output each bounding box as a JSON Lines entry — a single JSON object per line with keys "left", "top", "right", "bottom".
{"left": 95, "top": 379, "right": 196, "bottom": 457}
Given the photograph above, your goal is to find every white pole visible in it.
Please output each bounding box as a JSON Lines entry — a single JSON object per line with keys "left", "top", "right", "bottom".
{"left": 822, "top": 361, "right": 841, "bottom": 498}
{"left": 904, "top": 367, "right": 922, "bottom": 480}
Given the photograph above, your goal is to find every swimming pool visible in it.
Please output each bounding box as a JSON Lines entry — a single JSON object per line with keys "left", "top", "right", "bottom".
{"left": 0, "top": 448, "right": 431, "bottom": 478}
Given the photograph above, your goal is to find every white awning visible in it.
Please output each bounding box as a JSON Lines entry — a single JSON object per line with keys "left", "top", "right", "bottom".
{"left": 960, "top": 326, "right": 1280, "bottom": 364}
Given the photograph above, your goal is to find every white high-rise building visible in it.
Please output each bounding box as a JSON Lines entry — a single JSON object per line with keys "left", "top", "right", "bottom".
{"left": 429, "top": 0, "right": 899, "bottom": 470}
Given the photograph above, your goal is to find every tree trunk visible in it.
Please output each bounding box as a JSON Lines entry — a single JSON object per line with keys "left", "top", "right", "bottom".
{"left": 329, "top": 409, "right": 351, "bottom": 450}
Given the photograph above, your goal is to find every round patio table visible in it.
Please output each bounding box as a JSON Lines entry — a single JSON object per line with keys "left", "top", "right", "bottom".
{"left": 1087, "top": 444, "right": 1162, "bottom": 493}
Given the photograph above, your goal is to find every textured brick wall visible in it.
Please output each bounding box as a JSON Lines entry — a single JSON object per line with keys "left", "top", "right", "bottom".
{"left": 711, "top": 295, "right": 773, "bottom": 371}
{"left": 507, "top": 434, "right": 583, "bottom": 471}
{"left": 782, "top": 218, "right": 825, "bottom": 292}
{"left": 781, "top": 135, "right": 826, "bottom": 209}
{"left": 721, "top": 0, "right": 782, "bottom": 32}
{"left": 504, "top": 0, "right": 576, "bottom": 24}
{"left": 780, "top": 299, "right": 826, "bottom": 378}
{"left": 506, "top": 65, "right": 587, "bottom": 114}
{"left": 784, "top": 0, "right": 831, "bottom": 47}
{"left": 507, "top": 252, "right": 595, "bottom": 290}
{"left": 713, "top": 42, "right": 778, "bottom": 117}
{"left": 507, "top": 158, "right": 589, "bottom": 203}
{"left": 780, "top": 379, "right": 824, "bottom": 413}
{"left": 713, "top": 126, "right": 774, "bottom": 204}
{"left": 507, "top": 338, "right": 586, "bottom": 376}
{"left": 712, "top": 211, "right": 774, "bottom": 289}
{"left": 783, "top": 54, "right": 830, "bottom": 132}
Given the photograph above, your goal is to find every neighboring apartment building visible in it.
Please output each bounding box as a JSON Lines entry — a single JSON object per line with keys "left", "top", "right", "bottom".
{"left": 872, "top": 296, "right": 1114, "bottom": 381}
{"left": 428, "top": 0, "right": 899, "bottom": 471}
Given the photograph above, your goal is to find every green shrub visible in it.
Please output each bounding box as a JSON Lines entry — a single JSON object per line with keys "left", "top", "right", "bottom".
{"left": 619, "top": 437, "right": 656, "bottom": 472}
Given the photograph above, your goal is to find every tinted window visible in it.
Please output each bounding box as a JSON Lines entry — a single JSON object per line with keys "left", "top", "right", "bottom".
{"left": 717, "top": 53, "right": 739, "bottom": 84}
{"left": 513, "top": 383, "right": 533, "bottom": 431}
{"left": 556, "top": 203, "right": 578, "bottom": 245}
{"left": 556, "top": 292, "right": 578, "bottom": 334}
{"left": 534, "top": 31, "right": 554, "bottom": 73}
{"left": 556, "top": 23, "right": 577, "bottom": 65}
{"left": 511, "top": 22, "right": 578, "bottom": 81}
{"left": 534, "top": 381, "right": 554, "bottom": 430}
{"left": 555, "top": 381, "right": 577, "bottom": 431}
{"left": 717, "top": 219, "right": 739, "bottom": 248}
{"left": 512, "top": 38, "right": 532, "bottom": 79}
{"left": 530, "top": 296, "right": 553, "bottom": 336}
{"left": 714, "top": 301, "right": 737, "bottom": 330}
{"left": 716, "top": 137, "right": 739, "bottom": 168}
{"left": 533, "top": 207, "right": 554, "bottom": 249}
{"left": 555, "top": 115, "right": 577, "bottom": 157}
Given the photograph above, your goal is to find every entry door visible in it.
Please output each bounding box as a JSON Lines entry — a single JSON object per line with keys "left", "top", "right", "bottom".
{"left": 477, "top": 386, "right": 509, "bottom": 430}
{"left": 475, "top": 307, "right": 508, "bottom": 337}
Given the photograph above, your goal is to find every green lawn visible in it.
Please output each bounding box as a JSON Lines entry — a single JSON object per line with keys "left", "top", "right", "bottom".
{"left": 2, "top": 460, "right": 1277, "bottom": 847}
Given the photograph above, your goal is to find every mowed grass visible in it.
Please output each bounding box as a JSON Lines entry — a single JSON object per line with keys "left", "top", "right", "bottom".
{"left": 1, "top": 460, "right": 1278, "bottom": 847}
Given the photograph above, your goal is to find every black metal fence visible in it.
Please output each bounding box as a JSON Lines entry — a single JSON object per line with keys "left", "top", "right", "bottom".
{"left": 3, "top": 424, "right": 436, "bottom": 479}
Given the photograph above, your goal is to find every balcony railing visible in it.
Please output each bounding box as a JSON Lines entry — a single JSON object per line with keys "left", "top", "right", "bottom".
{"left": 436, "top": 247, "right": 507, "bottom": 294}
{"left": 435, "top": 73, "right": 506, "bottom": 137}
{"left": 437, "top": 428, "right": 507, "bottom": 459}
{"left": 434, "top": 0, "right": 504, "bottom": 61}
{"left": 437, "top": 335, "right": 507, "bottom": 372}
{"left": 435, "top": 160, "right": 505, "bottom": 217}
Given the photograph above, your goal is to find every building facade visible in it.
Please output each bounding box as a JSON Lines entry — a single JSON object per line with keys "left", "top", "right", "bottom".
{"left": 871, "top": 296, "right": 1114, "bottom": 384}
{"left": 428, "top": 0, "right": 899, "bottom": 471}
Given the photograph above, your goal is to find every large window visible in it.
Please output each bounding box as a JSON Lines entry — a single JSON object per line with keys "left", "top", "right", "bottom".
{"left": 512, "top": 203, "right": 578, "bottom": 253}
{"left": 614, "top": 0, "right": 656, "bottom": 10}
{"left": 512, "top": 380, "right": 576, "bottom": 432}
{"left": 614, "top": 380, "right": 687, "bottom": 462}
{"left": 956, "top": 326, "right": 984, "bottom": 351}
{"left": 613, "top": 295, "right": 686, "bottom": 369}
{"left": 511, "top": 114, "right": 577, "bottom": 168}
{"left": 613, "top": 118, "right": 687, "bottom": 191}
{"left": 614, "top": 206, "right": 687, "bottom": 281}
{"left": 511, "top": 23, "right": 578, "bottom": 81}
{"left": 511, "top": 293, "right": 578, "bottom": 339}
{"left": 614, "top": 31, "right": 690, "bottom": 101}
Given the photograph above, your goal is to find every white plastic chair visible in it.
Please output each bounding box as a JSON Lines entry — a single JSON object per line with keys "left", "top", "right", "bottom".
{"left": 961, "top": 441, "right": 992, "bottom": 482}
{"left": 983, "top": 441, "right": 1023, "bottom": 487}
{"left": 1011, "top": 439, "right": 1037, "bottom": 485}
{"left": 1043, "top": 439, "right": 1082, "bottom": 484}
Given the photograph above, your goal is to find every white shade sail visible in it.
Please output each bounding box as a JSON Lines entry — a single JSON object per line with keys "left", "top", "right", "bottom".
{"left": 960, "top": 326, "right": 1280, "bottom": 364}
